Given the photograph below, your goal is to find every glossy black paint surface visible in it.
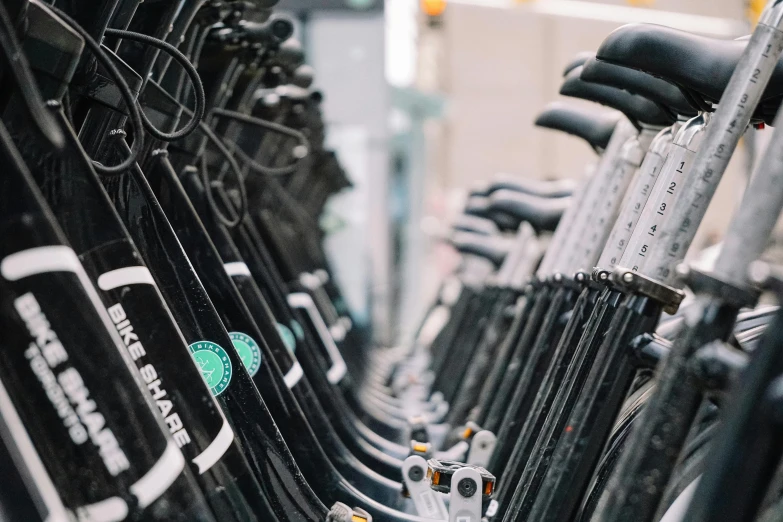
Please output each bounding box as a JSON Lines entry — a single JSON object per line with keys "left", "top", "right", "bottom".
{"left": 500, "top": 288, "right": 623, "bottom": 521}
{"left": 0, "top": 119, "right": 209, "bottom": 520}
{"left": 491, "top": 285, "right": 578, "bottom": 478}
{"left": 485, "top": 285, "right": 554, "bottom": 432}
{"left": 523, "top": 294, "right": 661, "bottom": 522}
{"left": 491, "top": 287, "right": 600, "bottom": 521}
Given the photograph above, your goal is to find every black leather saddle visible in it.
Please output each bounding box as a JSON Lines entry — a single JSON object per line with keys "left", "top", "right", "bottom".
{"left": 471, "top": 175, "right": 576, "bottom": 198}
{"left": 487, "top": 189, "right": 570, "bottom": 232}
{"left": 596, "top": 23, "right": 783, "bottom": 123}
{"left": 464, "top": 196, "right": 540, "bottom": 232}
{"left": 489, "top": 174, "right": 575, "bottom": 198}
{"left": 535, "top": 102, "right": 621, "bottom": 152}
{"left": 563, "top": 51, "right": 595, "bottom": 76}
{"left": 561, "top": 66, "right": 676, "bottom": 128}
{"left": 465, "top": 195, "right": 520, "bottom": 231}
{"left": 465, "top": 195, "right": 492, "bottom": 216}
{"left": 449, "top": 231, "right": 513, "bottom": 266}
{"left": 580, "top": 56, "right": 698, "bottom": 118}
{"left": 452, "top": 214, "right": 499, "bottom": 236}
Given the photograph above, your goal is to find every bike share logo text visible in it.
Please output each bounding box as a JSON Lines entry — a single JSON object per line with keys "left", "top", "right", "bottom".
{"left": 229, "top": 332, "right": 262, "bottom": 377}
{"left": 107, "top": 304, "right": 192, "bottom": 448}
{"left": 188, "top": 341, "right": 232, "bottom": 396}
{"left": 15, "top": 293, "right": 129, "bottom": 476}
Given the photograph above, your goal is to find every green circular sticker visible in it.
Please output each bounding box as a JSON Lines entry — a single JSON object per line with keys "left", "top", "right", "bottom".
{"left": 291, "top": 320, "right": 305, "bottom": 342}
{"left": 189, "top": 341, "right": 232, "bottom": 396}
{"left": 277, "top": 323, "right": 297, "bottom": 354}
{"left": 229, "top": 332, "right": 262, "bottom": 377}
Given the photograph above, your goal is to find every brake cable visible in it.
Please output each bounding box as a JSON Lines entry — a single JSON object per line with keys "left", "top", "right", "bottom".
{"left": 104, "top": 28, "right": 206, "bottom": 141}
{"left": 194, "top": 120, "right": 249, "bottom": 229}
{"left": 210, "top": 107, "right": 310, "bottom": 175}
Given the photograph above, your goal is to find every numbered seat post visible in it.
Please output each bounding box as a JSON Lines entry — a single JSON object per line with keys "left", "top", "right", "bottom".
{"left": 593, "top": 2, "right": 783, "bottom": 521}
{"left": 554, "top": 119, "right": 637, "bottom": 278}
{"left": 494, "top": 222, "right": 538, "bottom": 288}
{"left": 622, "top": 17, "right": 783, "bottom": 288}
{"left": 508, "top": 227, "right": 544, "bottom": 290}
{"left": 534, "top": 165, "right": 596, "bottom": 282}
{"left": 615, "top": 112, "right": 710, "bottom": 282}
{"left": 566, "top": 122, "right": 664, "bottom": 276}
{"left": 594, "top": 121, "right": 679, "bottom": 277}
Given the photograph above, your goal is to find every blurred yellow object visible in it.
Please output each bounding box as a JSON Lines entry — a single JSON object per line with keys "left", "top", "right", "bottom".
{"left": 422, "top": 0, "right": 447, "bottom": 16}
{"left": 748, "top": 0, "right": 765, "bottom": 25}
{"left": 626, "top": 0, "right": 655, "bottom": 5}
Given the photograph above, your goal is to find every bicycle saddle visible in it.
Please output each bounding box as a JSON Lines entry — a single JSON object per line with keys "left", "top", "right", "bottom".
{"left": 465, "top": 195, "right": 491, "bottom": 216}
{"left": 534, "top": 101, "right": 621, "bottom": 152}
{"left": 452, "top": 214, "right": 500, "bottom": 236}
{"left": 464, "top": 195, "right": 520, "bottom": 230}
{"left": 488, "top": 189, "right": 570, "bottom": 232}
{"left": 580, "top": 56, "right": 698, "bottom": 118}
{"left": 595, "top": 23, "right": 783, "bottom": 123}
{"left": 561, "top": 66, "right": 676, "bottom": 128}
{"left": 449, "top": 231, "right": 513, "bottom": 266}
{"left": 563, "top": 51, "right": 594, "bottom": 76}
{"left": 472, "top": 176, "right": 576, "bottom": 198}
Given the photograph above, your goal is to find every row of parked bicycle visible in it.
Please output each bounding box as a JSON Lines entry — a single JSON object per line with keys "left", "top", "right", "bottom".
{"left": 4, "top": 0, "right": 783, "bottom": 521}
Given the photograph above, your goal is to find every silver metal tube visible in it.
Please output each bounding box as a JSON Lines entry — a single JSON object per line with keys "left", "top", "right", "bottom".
{"left": 554, "top": 118, "right": 637, "bottom": 275}
{"left": 495, "top": 222, "right": 536, "bottom": 286}
{"left": 642, "top": 13, "right": 783, "bottom": 287}
{"left": 713, "top": 106, "right": 783, "bottom": 286}
{"left": 460, "top": 254, "right": 496, "bottom": 288}
{"left": 490, "top": 238, "right": 524, "bottom": 287}
{"left": 596, "top": 124, "right": 676, "bottom": 272}
{"left": 511, "top": 235, "right": 543, "bottom": 289}
{"left": 567, "top": 124, "right": 663, "bottom": 274}
{"left": 534, "top": 163, "right": 595, "bottom": 278}
{"left": 619, "top": 113, "right": 709, "bottom": 279}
